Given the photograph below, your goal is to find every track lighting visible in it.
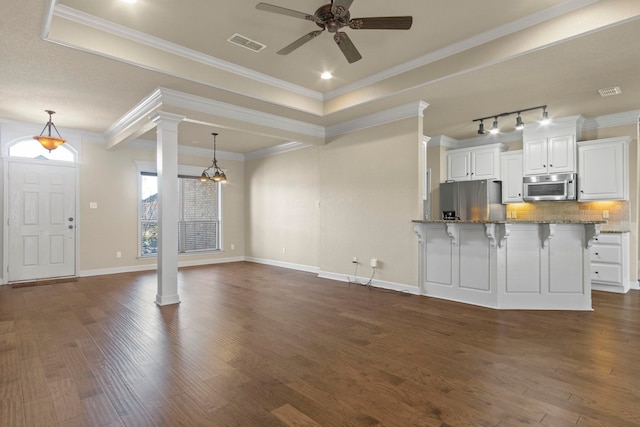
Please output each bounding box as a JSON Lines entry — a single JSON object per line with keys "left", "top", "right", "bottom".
{"left": 473, "top": 105, "right": 550, "bottom": 135}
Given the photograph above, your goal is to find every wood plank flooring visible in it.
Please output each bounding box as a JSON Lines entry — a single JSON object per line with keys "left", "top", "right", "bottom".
{"left": 1, "top": 261, "right": 639, "bottom": 426}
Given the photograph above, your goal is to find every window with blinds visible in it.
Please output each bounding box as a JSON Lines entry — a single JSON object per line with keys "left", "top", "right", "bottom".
{"left": 140, "top": 173, "right": 220, "bottom": 256}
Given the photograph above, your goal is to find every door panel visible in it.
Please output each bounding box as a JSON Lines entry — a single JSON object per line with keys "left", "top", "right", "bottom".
{"left": 8, "top": 162, "right": 76, "bottom": 282}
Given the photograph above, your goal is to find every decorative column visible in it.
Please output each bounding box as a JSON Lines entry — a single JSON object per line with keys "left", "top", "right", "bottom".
{"left": 150, "top": 112, "right": 185, "bottom": 306}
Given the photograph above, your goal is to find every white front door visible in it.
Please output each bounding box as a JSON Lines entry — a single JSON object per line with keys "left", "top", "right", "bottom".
{"left": 8, "top": 162, "right": 76, "bottom": 282}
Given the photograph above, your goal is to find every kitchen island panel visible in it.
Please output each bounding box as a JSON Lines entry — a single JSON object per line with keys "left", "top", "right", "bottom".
{"left": 413, "top": 221, "right": 597, "bottom": 310}
{"left": 504, "top": 225, "right": 541, "bottom": 293}
{"left": 459, "top": 227, "right": 492, "bottom": 292}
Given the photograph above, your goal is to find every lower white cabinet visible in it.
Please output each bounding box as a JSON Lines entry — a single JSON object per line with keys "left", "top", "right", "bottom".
{"left": 591, "top": 232, "right": 630, "bottom": 293}
{"left": 578, "top": 137, "right": 629, "bottom": 201}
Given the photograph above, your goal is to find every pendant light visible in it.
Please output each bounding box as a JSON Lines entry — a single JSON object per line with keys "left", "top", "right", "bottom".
{"left": 199, "top": 132, "right": 227, "bottom": 183}
{"left": 33, "top": 110, "right": 66, "bottom": 152}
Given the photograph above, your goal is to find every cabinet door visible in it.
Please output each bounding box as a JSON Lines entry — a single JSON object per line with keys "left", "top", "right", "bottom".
{"left": 472, "top": 148, "right": 499, "bottom": 180}
{"left": 579, "top": 142, "right": 626, "bottom": 200}
{"left": 547, "top": 134, "right": 575, "bottom": 173}
{"left": 447, "top": 151, "right": 470, "bottom": 181}
{"left": 523, "top": 138, "right": 548, "bottom": 176}
{"left": 501, "top": 153, "right": 523, "bottom": 203}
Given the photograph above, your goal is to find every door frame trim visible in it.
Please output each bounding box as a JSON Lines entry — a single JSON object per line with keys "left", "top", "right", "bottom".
{"left": 3, "top": 157, "right": 80, "bottom": 284}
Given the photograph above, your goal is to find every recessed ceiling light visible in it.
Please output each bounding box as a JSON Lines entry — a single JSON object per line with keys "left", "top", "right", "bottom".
{"left": 320, "top": 71, "right": 333, "bottom": 80}
{"left": 122, "top": 0, "right": 137, "bottom": 4}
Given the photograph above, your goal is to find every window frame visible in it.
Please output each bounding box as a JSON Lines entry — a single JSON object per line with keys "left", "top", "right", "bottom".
{"left": 135, "top": 161, "right": 223, "bottom": 258}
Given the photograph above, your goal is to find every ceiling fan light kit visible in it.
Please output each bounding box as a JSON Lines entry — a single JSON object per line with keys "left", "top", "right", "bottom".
{"left": 256, "top": 0, "right": 412, "bottom": 63}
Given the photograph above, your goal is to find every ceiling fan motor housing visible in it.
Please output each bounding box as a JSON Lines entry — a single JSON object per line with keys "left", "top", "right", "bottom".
{"left": 315, "top": 4, "right": 350, "bottom": 32}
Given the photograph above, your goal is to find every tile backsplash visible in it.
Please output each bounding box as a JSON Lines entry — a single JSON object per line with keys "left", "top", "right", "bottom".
{"left": 506, "top": 200, "right": 629, "bottom": 231}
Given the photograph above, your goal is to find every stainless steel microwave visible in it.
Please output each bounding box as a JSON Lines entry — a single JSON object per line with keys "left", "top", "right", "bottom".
{"left": 523, "top": 173, "right": 577, "bottom": 201}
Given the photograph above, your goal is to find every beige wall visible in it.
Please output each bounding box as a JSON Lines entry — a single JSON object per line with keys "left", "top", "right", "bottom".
{"left": 78, "top": 139, "right": 245, "bottom": 273}
{"left": 244, "top": 117, "right": 424, "bottom": 288}
{"left": 245, "top": 146, "right": 320, "bottom": 268}
{"left": 319, "top": 117, "right": 422, "bottom": 287}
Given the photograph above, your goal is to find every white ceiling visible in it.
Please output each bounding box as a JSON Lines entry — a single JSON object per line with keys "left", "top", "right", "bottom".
{"left": 1, "top": 0, "right": 639, "bottom": 154}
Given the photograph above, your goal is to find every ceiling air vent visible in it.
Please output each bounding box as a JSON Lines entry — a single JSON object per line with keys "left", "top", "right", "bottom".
{"left": 598, "top": 86, "right": 622, "bottom": 97}
{"left": 227, "top": 33, "right": 266, "bottom": 52}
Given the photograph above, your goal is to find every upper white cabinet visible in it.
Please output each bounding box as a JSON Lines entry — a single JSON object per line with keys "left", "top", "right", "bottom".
{"left": 446, "top": 143, "right": 506, "bottom": 181}
{"left": 578, "top": 137, "right": 629, "bottom": 201}
{"left": 522, "top": 116, "right": 583, "bottom": 176}
{"left": 500, "top": 150, "right": 523, "bottom": 203}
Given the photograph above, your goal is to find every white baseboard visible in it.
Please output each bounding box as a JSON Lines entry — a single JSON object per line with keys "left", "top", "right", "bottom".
{"left": 318, "top": 270, "right": 420, "bottom": 295}
{"left": 631, "top": 281, "right": 640, "bottom": 290}
{"left": 245, "top": 257, "right": 320, "bottom": 274}
{"left": 79, "top": 256, "right": 246, "bottom": 277}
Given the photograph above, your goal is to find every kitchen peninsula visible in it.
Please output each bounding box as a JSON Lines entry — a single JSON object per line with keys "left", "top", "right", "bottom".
{"left": 412, "top": 220, "right": 603, "bottom": 310}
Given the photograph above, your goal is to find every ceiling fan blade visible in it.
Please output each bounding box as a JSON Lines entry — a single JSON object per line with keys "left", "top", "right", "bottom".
{"left": 277, "top": 30, "right": 324, "bottom": 55}
{"left": 331, "top": 0, "right": 354, "bottom": 18}
{"left": 349, "top": 16, "right": 413, "bottom": 30}
{"left": 334, "top": 32, "right": 362, "bottom": 63}
{"left": 256, "top": 3, "right": 314, "bottom": 21}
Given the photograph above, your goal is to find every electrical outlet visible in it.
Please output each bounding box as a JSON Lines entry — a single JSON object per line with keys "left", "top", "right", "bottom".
{"left": 282, "top": 247, "right": 286, "bottom": 254}
{"left": 370, "top": 258, "right": 378, "bottom": 268}
{"left": 352, "top": 256, "right": 358, "bottom": 263}
{"left": 511, "top": 211, "right": 517, "bottom": 219}
{"left": 603, "top": 210, "right": 609, "bottom": 219}
{"left": 116, "top": 251, "right": 122, "bottom": 258}
{"left": 230, "top": 244, "right": 235, "bottom": 250}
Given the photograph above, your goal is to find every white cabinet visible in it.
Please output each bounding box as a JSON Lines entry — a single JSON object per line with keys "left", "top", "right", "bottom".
{"left": 578, "top": 137, "right": 629, "bottom": 201}
{"left": 522, "top": 115, "right": 583, "bottom": 176}
{"left": 523, "top": 134, "right": 576, "bottom": 175}
{"left": 446, "top": 143, "right": 505, "bottom": 182}
{"left": 500, "top": 151, "right": 523, "bottom": 203}
{"left": 591, "top": 232, "right": 630, "bottom": 293}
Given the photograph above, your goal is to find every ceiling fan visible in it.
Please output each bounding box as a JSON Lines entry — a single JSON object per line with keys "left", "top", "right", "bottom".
{"left": 256, "top": 0, "right": 413, "bottom": 63}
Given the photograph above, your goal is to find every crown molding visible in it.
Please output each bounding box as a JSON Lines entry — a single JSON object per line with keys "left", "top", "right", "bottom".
{"left": 52, "top": 4, "right": 323, "bottom": 102}
{"left": 104, "top": 88, "right": 163, "bottom": 140}
{"left": 583, "top": 110, "right": 640, "bottom": 130}
{"left": 325, "top": 0, "right": 599, "bottom": 100}
{"left": 326, "top": 101, "right": 429, "bottom": 138}
{"left": 244, "top": 141, "right": 311, "bottom": 161}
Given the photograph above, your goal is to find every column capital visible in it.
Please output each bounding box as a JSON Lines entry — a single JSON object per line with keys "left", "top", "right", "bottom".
{"left": 150, "top": 111, "right": 186, "bottom": 127}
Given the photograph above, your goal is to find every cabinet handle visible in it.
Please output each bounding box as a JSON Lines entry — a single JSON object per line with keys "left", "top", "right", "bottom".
{"left": 543, "top": 164, "right": 546, "bottom": 167}
{"left": 518, "top": 193, "right": 521, "bottom": 196}
{"left": 595, "top": 271, "right": 599, "bottom": 274}
{"left": 595, "top": 252, "right": 599, "bottom": 255}
{"left": 549, "top": 164, "right": 553, "bottom": 167}
{"left": 580, "top": 190, "right": 584, "bottom": 193}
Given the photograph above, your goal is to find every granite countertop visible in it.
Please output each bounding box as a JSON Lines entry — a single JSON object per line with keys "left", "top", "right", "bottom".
{"left": 412, "top": 219, "right": 606, "bottom": 225}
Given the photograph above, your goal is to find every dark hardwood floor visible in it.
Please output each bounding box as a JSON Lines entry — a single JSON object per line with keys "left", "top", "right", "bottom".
{"left": 1, "top": 262, "right": 639, "bottom": 426}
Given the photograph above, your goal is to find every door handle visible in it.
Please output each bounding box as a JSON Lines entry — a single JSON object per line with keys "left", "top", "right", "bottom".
{"left": 68, "top": 217, "right": 74, "bottom": 222}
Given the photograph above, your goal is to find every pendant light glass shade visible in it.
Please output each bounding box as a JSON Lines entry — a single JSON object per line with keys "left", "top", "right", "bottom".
{"left": 33, "top": 110, "right": 66, "bottom": 152}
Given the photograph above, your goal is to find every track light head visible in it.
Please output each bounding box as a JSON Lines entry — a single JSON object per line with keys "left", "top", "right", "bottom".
{"left": 540, "top": 108, "right": 550, "bottom": 125}
{"left": 477, "top": 120, "right": 486, "bottom": 135}
{"left": 515, "top": 113, "right": 525, "bottom": 130}
{"left": 489, "top": 117, "right": 499, "bottom": 135}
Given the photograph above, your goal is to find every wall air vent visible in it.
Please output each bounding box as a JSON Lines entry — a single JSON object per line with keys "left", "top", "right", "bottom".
{"left": 598, "top": 86, "right": 622, "bottom": 97}
{"left": 227, "top": 33, "right": 266, "bottom": 52}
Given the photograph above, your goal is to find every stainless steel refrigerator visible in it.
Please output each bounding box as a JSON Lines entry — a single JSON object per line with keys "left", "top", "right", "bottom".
{"left": 439, "top": 180, "right": 505, "bottom": 221}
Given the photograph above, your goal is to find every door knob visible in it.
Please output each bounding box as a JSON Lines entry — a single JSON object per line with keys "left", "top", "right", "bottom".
{"left": 68, "top": 225, "right": 74, "bottom": 229}
{"left": 68, "top": 217, "right": 74, "bottom": 221}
